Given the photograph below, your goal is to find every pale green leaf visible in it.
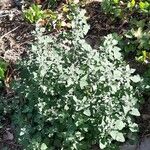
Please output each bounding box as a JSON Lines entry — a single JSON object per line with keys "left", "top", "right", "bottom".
{"left": 130, "top": 75, "right": 141, "bottom": 83}
{"left": 129, "top": 123, "right": 138, "bottom": 132}
{"left": 128, "top": 0, "right": 135, "bottom": 8}
{"left": 113, "top": 0, "right": 119, "bottom": 4}
{"left": 80, "top": 75, "right": 88, "bottom": 89}
{"left": 130, "top": 108, "right": 140, "bottom": 116}
{"left": 113, "top": 48, "right": 121, "bottom": 59}
{"left": 41, "top": 143, "right": 48, "bottom": 150}
{"left": 123, "top": 106, "right": 130, "bottom": 115}
{"left": 83, "top": 109, "right": 91, "bottom": 117}
{"left": 99, "top": 140, "right": 107, "bottom": 149}
{"left": 115, "top": 120, "right": 126, "bottom": 130}
{"left": 110, "top": 131, "right": 125, "bottom": 142}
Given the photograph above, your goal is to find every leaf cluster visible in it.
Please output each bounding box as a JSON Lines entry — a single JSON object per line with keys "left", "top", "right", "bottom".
{"left": 23, "top": 1, "right": 79, "bottom": 31}
{"left": 101, "top": 0, "right": 150, "bottom": 65}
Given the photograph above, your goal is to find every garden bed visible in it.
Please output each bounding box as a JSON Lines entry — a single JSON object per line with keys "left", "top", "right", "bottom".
{"left": 0, "top": 0, "right": 150, "bottom": 149}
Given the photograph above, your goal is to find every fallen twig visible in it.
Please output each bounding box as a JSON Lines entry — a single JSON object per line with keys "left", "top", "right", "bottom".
{"left": 0, "top": 25, "right": 21, "bottom": 39}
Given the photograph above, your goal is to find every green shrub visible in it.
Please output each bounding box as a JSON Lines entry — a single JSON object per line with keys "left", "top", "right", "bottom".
{"left": 11, "top": 9, "right": 142, "bottom": 150}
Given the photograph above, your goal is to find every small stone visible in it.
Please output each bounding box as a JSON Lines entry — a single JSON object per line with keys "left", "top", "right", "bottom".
{"left": 138, "top": 137, "right": 150, "bottom": 150}
{"left": 3, "top": 131, "right": 14, "bottom": 140}
{"left": 120, "top": 137, "right": 150, "bottom": 150}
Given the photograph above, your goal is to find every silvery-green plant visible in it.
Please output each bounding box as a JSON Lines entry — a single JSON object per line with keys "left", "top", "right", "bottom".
{"left": 12, "top": 8, "right": 142, "bottom": 150}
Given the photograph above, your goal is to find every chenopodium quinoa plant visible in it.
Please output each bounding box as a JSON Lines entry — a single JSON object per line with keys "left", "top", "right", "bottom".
{"left": 12, "top": 8, "right": 142, "bottom": 150}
